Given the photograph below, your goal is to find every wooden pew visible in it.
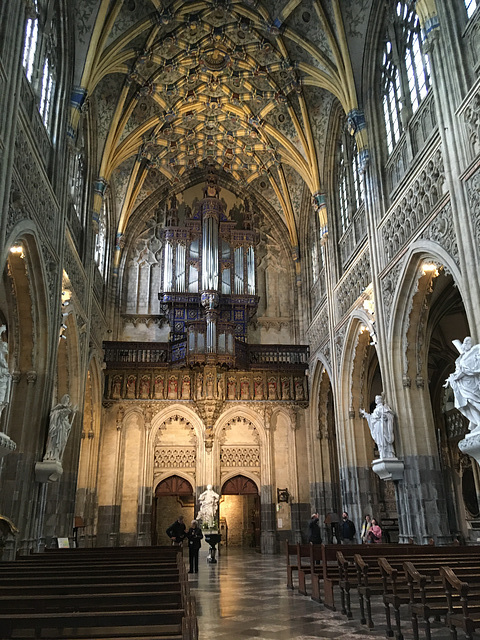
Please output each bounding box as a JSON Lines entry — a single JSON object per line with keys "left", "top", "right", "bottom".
{"left": 441, "top": 565, "right": 480, "bottom": 640}
{"left": 0, "top": 609, "right": 190, "bottom": 639}
{"left": 0, "top": 547, "right": 197, "bottom": 640}
{"left": 298, "top": 544, "right": 322, "bottom": 596}
{"left": 285, "top": 542, "right": 311, "bottom": 589}
{"left": 355, "top": 550, "right": 480, "bottom": 634}
{"left": 404, "top": 560, "right": 480, "bottom": 640}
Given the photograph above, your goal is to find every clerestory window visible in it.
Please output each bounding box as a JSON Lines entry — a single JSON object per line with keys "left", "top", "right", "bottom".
{"left": 337, "top": 133, "right": 364, "bottom": 236}
{"left": 381, "top": 1, "right": 431, "bottom": 155}
{"left": 465, "top": 0, "right": 477, "bottom": 19}
{"left": 95, "top": 202, "right": 107, "bottom": 276}
{"left": 22, "top": 1, "right": 39, "bottom": 82}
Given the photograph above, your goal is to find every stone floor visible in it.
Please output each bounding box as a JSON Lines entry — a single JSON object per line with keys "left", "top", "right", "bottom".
{"left": 186, "top": 547, "right": 456, "bottom": 640}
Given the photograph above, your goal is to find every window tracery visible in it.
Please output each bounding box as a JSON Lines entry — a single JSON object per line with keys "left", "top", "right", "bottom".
{"left": 381, "top": 1, "right": 431, "bottom": 155}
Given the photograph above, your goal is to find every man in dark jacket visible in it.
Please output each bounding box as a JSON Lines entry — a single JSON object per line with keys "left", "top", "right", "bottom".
{"left": 166, "top": 515, "right": 186, "bottom": 545}
{"left": 340, "top": 511, "right": 356, "bottom": 543}
{"left": 308, "top": 513, "right": 322, "bottom": 544}
{"left": 186, "top": 519, "right": 203, "bottom": 573}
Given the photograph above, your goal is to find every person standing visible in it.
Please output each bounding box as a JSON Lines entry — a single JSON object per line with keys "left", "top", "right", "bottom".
{"left": 187, "top": 520, "right": 203, "bottom": 573}
{"left": 308, "top": 513, "right": 322, "bottom": 544}
{"left": 166, "top": 515, "right": 186, "bottom": 546}
{"left": 361, "top": 514, "right": 372, "bottom": 543}
{"left": 340, "top": 511, "right": 356, "bottom": 543}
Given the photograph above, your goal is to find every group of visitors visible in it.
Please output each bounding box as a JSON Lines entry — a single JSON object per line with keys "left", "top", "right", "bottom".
{"left": 360, "top": 514, "right": 383, "bottom": 543}
{"left": 308, "top": 511, "right": 383, "bottom": 544}
{"left": 166, "top": 515, "right": 203, "bottom": 573}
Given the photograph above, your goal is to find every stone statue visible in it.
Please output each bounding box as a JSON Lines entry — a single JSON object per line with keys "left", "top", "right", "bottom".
{"left": 43, "top": 394, "right": 77, "bottom": 463}
{"left": 196, "top": 484, "right": 219, "bottom": 527}
{"left": 360, "top": 395, "right": 396, "bottom": 459}
{"left": 0, "top": 326, "right": 11, "bottom": 419}
{"left": 444, "top": 337, "right": 480, "bottom": 435}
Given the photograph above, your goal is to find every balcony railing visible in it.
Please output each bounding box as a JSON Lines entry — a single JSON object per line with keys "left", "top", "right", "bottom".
{"left": 103, "top": 341, "right": 309, "bottom": 370}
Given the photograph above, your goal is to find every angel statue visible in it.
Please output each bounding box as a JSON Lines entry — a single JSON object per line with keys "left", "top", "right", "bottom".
{"left": 444, "top": 337, "right": 480, "bottom": 435}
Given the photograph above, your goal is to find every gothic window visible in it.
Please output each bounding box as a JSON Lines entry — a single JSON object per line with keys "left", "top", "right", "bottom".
{"left": 22, "top": 1, "right": 60, "bottom": 137}
{"left": 381, "top": 1, "right": 431, "bottom": 154}
{"left": 22, "top": 1, "right": 39, "bottom": 82}
{"left": 465, "top": 0, "right": 477, "bottom": 18}
{"left": 337, "top": 132, "right": 364, "bottom": 236}
{"left": 94, "top": 201, "right": 107, "bottom": 276}
{"left": 69, "top": 148, "right": 85, "bottom": 219}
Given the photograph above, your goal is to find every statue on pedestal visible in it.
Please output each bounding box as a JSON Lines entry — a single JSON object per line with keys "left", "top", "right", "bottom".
{"left": 0, "top": 326, "right": 11, "bottom": 420}
{"left": 445, "top": 337, "right": 480, "bottom": 435}
{"left": 43, "top": 394, "right": 77, "bottom": 463}
{"left": 196, "top": 484, "right": 219, "bottom": 528}
{"left": 360, "top": 394, "right": 396, "bottom": 459}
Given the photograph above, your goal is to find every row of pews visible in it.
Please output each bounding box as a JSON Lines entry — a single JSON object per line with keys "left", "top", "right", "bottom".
{"left": 0, "top": 546, "right": 198, "bottom": 639}
{"left": 286, "top": 541, "right": 480, "bottom": 640}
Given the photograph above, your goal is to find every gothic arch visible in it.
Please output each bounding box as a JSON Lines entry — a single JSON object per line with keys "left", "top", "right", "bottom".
{"left": 221, "top": 471, "right": 260, "bottom": 494}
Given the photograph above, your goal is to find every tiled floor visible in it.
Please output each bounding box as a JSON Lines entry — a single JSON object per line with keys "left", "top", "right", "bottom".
{"left": 186, "top": 547, "right": 454, "bottom": 640}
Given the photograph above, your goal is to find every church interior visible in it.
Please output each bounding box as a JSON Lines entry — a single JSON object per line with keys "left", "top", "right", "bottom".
{"left": 1, "top": 0, "right": 480, "bottom": 560}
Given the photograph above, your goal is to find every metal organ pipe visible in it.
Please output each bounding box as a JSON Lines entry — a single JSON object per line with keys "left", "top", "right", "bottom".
{"left": 202, "top": 212, "right": 219, "bottom": 292}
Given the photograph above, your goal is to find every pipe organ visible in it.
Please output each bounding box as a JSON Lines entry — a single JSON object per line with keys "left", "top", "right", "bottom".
{"left": 159, "top": 174, "right": 259, "bottom": 366}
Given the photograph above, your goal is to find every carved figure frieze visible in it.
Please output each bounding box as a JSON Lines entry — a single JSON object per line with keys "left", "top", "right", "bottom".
{"left": 104, "top": 368, "right": 308, "bottom": 407}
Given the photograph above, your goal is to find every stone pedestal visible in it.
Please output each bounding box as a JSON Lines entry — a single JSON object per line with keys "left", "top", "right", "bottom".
{"left": 34, "top": 460, "right": 63, "bottom": 483}
{"left": 0, "top": 432, "right": 16, "bottom": 457}
{"left": 458, "top": 432, "right": 480, "bottom": 467}
{"left": 371, "top": 458, "right": 404, "bottom": 481}
{"left": 204, "top": 532, "right": 221, "bottom": 563}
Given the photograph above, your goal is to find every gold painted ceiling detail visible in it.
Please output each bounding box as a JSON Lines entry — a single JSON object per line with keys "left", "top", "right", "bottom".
{"left": 74, "top": 0, "right": 362, "bottom": 254}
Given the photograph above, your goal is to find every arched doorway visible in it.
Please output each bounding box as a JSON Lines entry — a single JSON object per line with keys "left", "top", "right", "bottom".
{"left": 152, "top": 476, "right": 194, "bottom": 545}
{"left": 221, "top": 475, "right": 260, "bottom": 548}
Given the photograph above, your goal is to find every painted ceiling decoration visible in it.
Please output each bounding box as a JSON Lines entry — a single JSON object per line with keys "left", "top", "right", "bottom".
{"left": 72, "top": 0, "right": 365, "bottom": 265}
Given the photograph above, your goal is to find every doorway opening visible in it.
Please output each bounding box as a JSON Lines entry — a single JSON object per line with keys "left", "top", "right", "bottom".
{"left": 152, "top": 475, "right": 194, "bottom": 545}
{"left": 220, "top": 475, "right": 260, "bottom": 548}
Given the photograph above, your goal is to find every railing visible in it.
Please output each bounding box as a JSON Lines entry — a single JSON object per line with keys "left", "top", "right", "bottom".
{"left": 103, "top": 342, "right": 169, "bottom": 367}
{"left": 247, "top": 344, "right": 309, "bottom": 367}
{"left": 103, "top": 341, "right": 309, "bottom": 370}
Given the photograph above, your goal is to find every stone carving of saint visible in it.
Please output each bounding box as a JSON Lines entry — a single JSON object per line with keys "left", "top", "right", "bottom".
{"left": 43, "top": 394, "right": 77, "bottom": 463}
{"left": 206, "top": 373, "right": 214, "bottom": 399}
{"left": 154, "top": 375, "right": 164, "bottom": 399}
{"left": 227, "top": 377, "right": 236, "bottom": 400}
{"left": 217, "top": 375, "right": 224, "bottom": 399}
{"left": 444, "top": 337, "right": 480, "bottom": 435}
{"left": 282, "top": 377, "right": 291, "bottom": 400}
{"left": 196, "top": 484, "right": 220, "bottom": 527}
{"left": 140, "top": 376, "right": 150, "bottom": 398}
{"left": 126, "top": 375, "right": 136, "bottom": 398}
{"left": 241, "top": 379, "right": 249, "bottom": 400}
{"left": 0, "top": 326, "right": 11, "bottom": 418}
{"left": 112, "top": 375, "right": 122, "bottom": 399}
{"left": 168, "top": 376, "right": 178, "bottom": 399}
{"left": 182, "top": 375, "right": 191, "bottom": 400}
{"left": 196, "top": 373, "right": 203, "bottom": 400}
{"left": 294, "top": 377, "right": 304, "bottom": 401}
{"left": 268, "top": 378, "right": 277, "bottom": 400}
{"left": 254, "top": 378, "right": 264, "bottom": 400}
{"left": 360, "top": 395, "right": 396, "bottom": 459}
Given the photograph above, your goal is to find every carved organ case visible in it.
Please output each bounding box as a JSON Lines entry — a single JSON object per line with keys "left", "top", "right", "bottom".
{"left": 159, "top": 175, "right": 259, "bottom": 365}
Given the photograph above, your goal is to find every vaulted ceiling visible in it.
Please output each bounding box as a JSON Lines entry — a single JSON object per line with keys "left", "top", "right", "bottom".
{"left": 72, "top": 0, "right": 372, "bottom": 253}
